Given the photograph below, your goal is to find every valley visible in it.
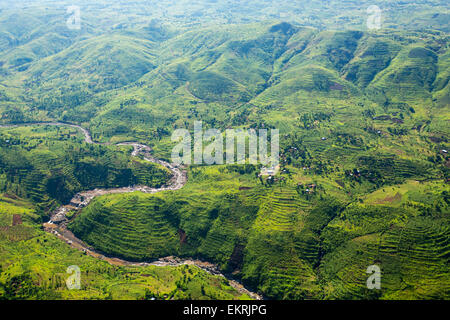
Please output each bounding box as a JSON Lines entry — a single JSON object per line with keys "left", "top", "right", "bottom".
{"left": 0, "top": 0, "right": 449, "bottom": 301}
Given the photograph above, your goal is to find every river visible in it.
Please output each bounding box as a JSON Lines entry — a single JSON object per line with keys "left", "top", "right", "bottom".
{"left": 0, "top": 121, "right": 262, "bottom": 300}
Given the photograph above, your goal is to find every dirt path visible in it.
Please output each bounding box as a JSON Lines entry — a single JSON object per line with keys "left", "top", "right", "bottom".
{"left": 1, "top": 121, "right": 262, "bottom": 300}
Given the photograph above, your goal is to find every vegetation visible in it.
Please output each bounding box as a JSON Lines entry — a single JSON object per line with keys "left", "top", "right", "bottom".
{"left": 0, "top": 194, "right": 249, "bottom": 300}
{"left": 0, "top": 125, "right": 171, "bottom": 218}
{"left": 0, "top": 0, "right": 449, "bottom": 300}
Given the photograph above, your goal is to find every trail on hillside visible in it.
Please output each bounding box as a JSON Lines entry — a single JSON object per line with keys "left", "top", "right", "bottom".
{"left": 0, "top": 121, "right": 262, "bottom": 300}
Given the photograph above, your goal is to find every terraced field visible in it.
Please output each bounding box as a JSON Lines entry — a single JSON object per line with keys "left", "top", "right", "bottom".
{"left": 255, "top": 186, "right": 310, "bottom": 232}
{"left": 70, "top": 193, "right": 180, "bottom": 261}
{"left": 319, "top": 200, "right": 450, "bottom": 300}
{"left": 0, "top": 0, "right": 449, "bottom": 301}
{"left": 0, "top": 125, "right": 253, "bottom": 300}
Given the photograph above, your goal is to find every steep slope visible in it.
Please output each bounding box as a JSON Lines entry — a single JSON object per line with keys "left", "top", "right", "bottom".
{"left": 19, "top": 35, "right": 157, "bottom": 118}
{"left": 368, "top": 46, "right": 438, "bottom": 103}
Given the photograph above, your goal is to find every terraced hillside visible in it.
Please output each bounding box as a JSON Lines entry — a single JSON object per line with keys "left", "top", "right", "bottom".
{"left": 321, "top": 212, "right": 450, "bottom": 299}
{"left": 0, "top": 125, "right": 171, "bottom": 217}
{"left": 66, "top": 162, "right": 449, "bottom": 300}
{"left": 70, "top": 193, "right": 180, "bottom": 261}
{"left": 0, "top": 0, "right": 449, "bottom": 300}
{"left": 0, "top": 194, "right": 249, "bottom": 300}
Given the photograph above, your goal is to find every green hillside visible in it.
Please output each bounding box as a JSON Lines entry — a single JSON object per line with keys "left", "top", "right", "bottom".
{"left": 68, "top": 165, "right": 449, "bottom": 299}
{"left": 0, "top": 0, "right": 449, "bottom": 300}
{"left": 0, "top": 125, "right": 171, "bottom": 216}
{"left": 0, "top": 194, "right": 250, "bottom": 300}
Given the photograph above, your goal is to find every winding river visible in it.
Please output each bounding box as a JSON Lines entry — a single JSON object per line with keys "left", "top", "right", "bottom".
{"left": 0, "top": 122, "right": 262, "bottom": 300}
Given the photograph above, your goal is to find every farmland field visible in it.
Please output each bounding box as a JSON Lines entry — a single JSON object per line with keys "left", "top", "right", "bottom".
{"left": 0, "top": 0, "right": 449, "bottom": 301}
